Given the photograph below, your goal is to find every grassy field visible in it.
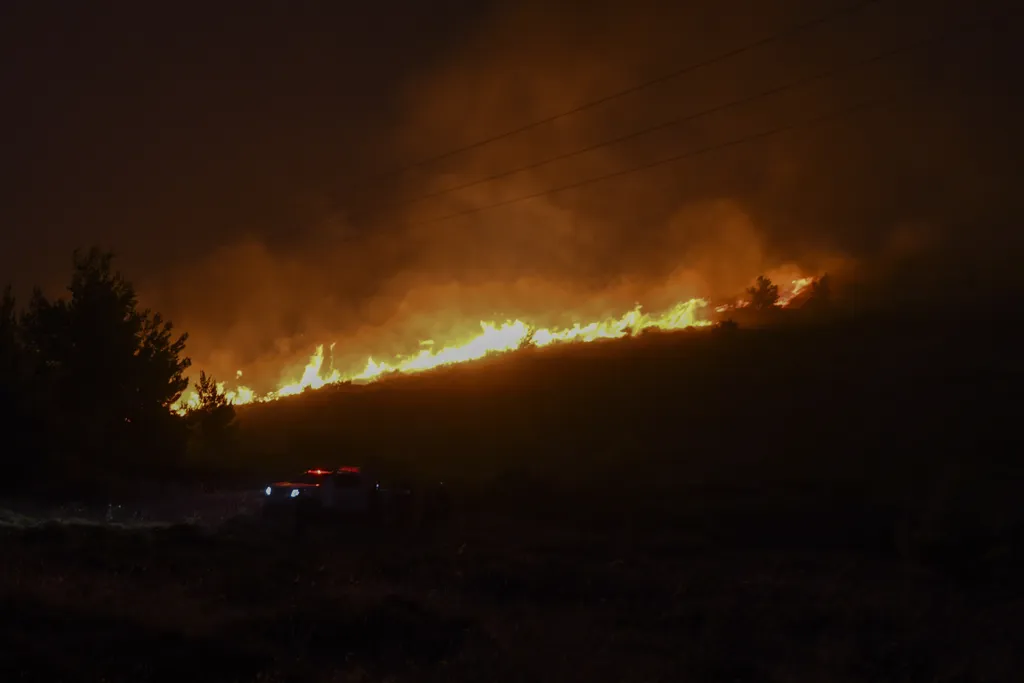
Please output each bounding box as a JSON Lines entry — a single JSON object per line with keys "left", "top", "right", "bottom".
{"left": 2, "top": 307, "right": 1022, "bottom": 682}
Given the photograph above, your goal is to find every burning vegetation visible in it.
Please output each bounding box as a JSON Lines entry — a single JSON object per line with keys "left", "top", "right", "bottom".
{"left": 174, "top": 273, "right": 822, "bottom": 412}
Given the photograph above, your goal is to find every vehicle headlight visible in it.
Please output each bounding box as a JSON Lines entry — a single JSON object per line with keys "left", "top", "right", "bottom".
{"left": 290, "top": 489, "right": 300, "bottom": 498}
{"left": 265, "top": 486, "right": 272, "bottom": 496}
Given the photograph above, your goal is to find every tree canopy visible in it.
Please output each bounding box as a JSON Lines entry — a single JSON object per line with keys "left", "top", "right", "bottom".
{"left": 2, "top": 248, "right": 192, "bottom": 483}
{"left": 747, "top": 276, "right": 780, "bottom": 311}
{"left": 185, "top": 371, "right": 237, "bottom": 457}
{"left": 808, "top": 274, "right": 832, "bottom": 309}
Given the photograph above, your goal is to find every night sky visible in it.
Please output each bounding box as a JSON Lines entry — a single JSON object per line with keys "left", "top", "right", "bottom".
{"left": 2, "top": 0, "right": 1020, "bottom": 389}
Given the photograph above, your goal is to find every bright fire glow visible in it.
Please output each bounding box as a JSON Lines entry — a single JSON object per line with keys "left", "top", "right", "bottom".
{"left": 776, "top": 276, "right": 815, "bottom": 307}
{"left": 172, "top": 278, "right": 817, "bottom": 413}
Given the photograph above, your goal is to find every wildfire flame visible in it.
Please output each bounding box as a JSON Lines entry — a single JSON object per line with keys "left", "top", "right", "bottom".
{"left": 715, "top": 275, "right": 816, "bottom": 312}
{"left": 776, "top": 276, "right": 815, "bottom": 307}
{"left": 173, "top": 277, "right": 817, "bottom": 413}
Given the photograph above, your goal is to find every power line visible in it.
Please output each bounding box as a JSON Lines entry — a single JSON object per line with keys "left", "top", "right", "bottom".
{"left": 418, "top": 100, "right": 882, "bottom": 226}
{"left": 375, "top": 9, "right": 967, "bottom": 212}
{"left": 356, "top": 0, "right": 886, "bottom": 185}
{"left": 408, "top": 8, "right": 1008, "bottom": 228}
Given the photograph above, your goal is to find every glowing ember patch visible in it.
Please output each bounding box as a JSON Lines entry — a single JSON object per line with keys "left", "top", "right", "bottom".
{"left": 338, "top": 466, "right": 360, "bottom": 473}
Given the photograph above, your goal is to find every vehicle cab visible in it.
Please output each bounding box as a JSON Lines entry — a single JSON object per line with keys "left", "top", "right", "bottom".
{"left": 322, "top": 466, "right": 378, "bottom": 513}
{"left": 263, "top": 466, "right": 381, "bottom": 514}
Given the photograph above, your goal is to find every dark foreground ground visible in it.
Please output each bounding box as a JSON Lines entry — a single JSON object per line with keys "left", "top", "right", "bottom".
{"left": 2, "top": 498, "right": 1022, "bottom": 683}
{"left": 2, "top": 307, "right": 1022, "bottom": 682}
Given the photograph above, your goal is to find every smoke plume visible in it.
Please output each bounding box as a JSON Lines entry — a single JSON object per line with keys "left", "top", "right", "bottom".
{"left": 3, "top": 0, "right": 1019, "bottom": 392}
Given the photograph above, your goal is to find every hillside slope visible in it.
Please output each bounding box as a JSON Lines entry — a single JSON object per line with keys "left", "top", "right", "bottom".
{"left": 230, "top": 308, "right": 1020, "bottom": 535}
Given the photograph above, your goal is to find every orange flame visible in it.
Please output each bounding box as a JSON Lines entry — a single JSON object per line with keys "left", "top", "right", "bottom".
{"left": 776, "top": 276, "right": 815, "bottom": 307}
{"left": 713, "top": 276, "right": 816, "bottom": 313}
{"left": 172, "top": 278, "right": 817, "bottom": 413}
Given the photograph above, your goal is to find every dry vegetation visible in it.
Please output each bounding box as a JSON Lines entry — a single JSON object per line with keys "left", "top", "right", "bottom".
{"left": 2, "top": 308, "right": 1022, "bottom": 682}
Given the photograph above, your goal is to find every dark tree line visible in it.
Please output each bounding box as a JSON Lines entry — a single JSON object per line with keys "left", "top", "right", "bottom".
{"left": 0, "top": 249, "right": 233, "bottom": 490}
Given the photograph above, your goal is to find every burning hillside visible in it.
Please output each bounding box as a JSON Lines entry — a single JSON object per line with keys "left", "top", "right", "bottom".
{"left": 173, "top": 275, "right": 818, "bottom": 413}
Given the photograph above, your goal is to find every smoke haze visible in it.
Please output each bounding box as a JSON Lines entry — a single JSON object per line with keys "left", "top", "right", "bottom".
{"left": 2, "top": 0, "right": 1020, "bottom": 391}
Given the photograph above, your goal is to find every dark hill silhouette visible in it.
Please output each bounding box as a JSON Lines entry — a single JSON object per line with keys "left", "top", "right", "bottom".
{"left": 226, "top": 303, "right": 1021, "bottom": 548}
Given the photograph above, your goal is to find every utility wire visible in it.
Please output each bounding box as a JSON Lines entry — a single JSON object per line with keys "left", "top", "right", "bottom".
{"left": 417, "top": 101, "right": 882, "bottom": 225}
{"left": 373, "top": 8, "right": 967, "bottom": 211}
{"left": 355, "top": 0, "right": 886, "bottom": 185}
{"left": 407, "top": 8, "right": 1009, "bottom": 228}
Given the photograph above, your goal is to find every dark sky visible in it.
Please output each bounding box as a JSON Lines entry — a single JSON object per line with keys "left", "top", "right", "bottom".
{"left": 2, "top": 0, "right": 1020, "bottom": 389}
{"left": 2, "top": 0, "right": 490, "bottom": 281}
